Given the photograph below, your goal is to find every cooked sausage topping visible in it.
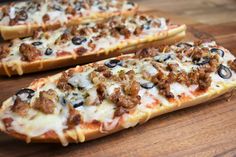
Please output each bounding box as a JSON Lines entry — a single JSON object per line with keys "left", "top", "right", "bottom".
{"left": 11, "top": 98, "right": 29, "bottom": 117}
{"left": 33, "top": 89, "right": 57, "bottom": 114}
{"left": 228, "top": 59, "right": 236, "bottom": 72}
{"left": 19, "top": 43, "right": 41, "bottom": 61}
{"left": 57, "top": 72, "right": 73, "bottom": 91}
{"left": 0, "top": 43, "right": 10, "bottom": 60}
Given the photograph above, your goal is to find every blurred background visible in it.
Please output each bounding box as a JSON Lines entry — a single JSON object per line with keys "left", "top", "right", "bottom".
{"left": 132, "top": 0, "right": 236, "bottom": 25}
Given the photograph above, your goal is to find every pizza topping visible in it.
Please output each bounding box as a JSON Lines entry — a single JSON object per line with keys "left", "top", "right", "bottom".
{"left": 67, "top": 108, "right": 81, "bottom": 128}
{"left": 104, "top": 59, "right": 123, "bottom": 68}
{"left": 65, "top": 5, "right": 76, "bottom": 15}
{"left": 217, "top": 64, "right": 232, "bottom": 79}
{"left": 154, "top": 53, "right": 172, "bottom": 63}
{"left": 177, "top": 42, "right": 193, "bottom": 48}
{"left": 33, "top": 89, "right": 57, "bottom": 114}
{"left": 75, "top": 47, "right": 87, "bottom": 56}
{"left": 45, "top": 48, "right": 54, "bottom": 56}
{"left": 71, "top": 36, "right": 87, "bottom": 45}
{"left": 15, "top": 10, "right": 28, "bottom": 21}
{"left": 140, "top": 82, "right": 155, "bottom": 89}
{"left": 0, "top": 43, "right": 10, "bottom": 60}
{"left": 135, "top": 48, "right": 158, "bottom": 58}
{"left": 210, "top": 48, "right": 224, "bottom": 57}
{"left": 96, "top": 83, "right": 107, "bottom": 102}
{"left": 110, "top": 88, "right": 141, "bottom": 109}
{"left": 57, "top": 72, "right": 73, "bottom": 91}
{"left": 198, "top": 70, "right": 212, "bottom": 90}
{"left": 19, "top": 43, "right": 41, "bottom": 61}
{"left": 228, "top": 59, "right": 236, "bottom": 72}
{"left": 63, "top": 92, "right": 84, "bottom": 108}
{"left": 193, "top": 56, "right": 210, "bottom": 66}
{"left": 124, "top": 81, "right": 140, "bottom": 97}
{"left": 32, "top": 41, "right": 43, "bottom": 46}
{"left": 68, "top": 73, "right": 92, "bottom": 90}
{"left": 11, "top": 97, "right": 29, "bottom": 117}
{"left": 16, "top": 88, "right": 35, "bottom": 102}
{"left": 42, "top": 13, "right": 50, "bottom": 23}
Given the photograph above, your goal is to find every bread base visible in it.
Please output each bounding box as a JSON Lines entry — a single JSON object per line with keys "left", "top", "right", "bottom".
{"left": 2, "top": 78, "right": 235, "bottom": 145}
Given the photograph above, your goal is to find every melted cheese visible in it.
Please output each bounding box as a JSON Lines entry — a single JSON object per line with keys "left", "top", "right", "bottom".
{"left": 77, "top": 100, "right": 115, "bottom": 123}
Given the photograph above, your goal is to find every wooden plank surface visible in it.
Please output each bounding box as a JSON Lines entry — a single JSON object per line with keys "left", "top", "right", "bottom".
{"left": 1, "top": 0, "right": 236, "bottom": 157}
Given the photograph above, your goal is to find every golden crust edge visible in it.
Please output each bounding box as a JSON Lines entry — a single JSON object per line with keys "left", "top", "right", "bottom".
{"left": 0, "top": 25, "right": 186, "bottom": 76}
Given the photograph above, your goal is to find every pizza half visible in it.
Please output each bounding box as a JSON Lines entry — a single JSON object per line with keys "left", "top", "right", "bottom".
{"left": 0, "top": 0, "right": 138, "bottom": 40}
{"left": 0, "top": 14, "right": 186, "bottom": 76}
{"left": 0, "top": 41, "right": 235, "bottom": 146}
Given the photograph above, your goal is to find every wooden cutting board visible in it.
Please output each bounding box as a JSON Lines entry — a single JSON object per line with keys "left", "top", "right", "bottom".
{"left": 0, "top": 5, "right": 236, "bottom": 157}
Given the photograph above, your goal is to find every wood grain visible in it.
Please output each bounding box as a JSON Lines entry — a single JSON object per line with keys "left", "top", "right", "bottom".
{"left": 1, "top": 0, "right": 236, "bottom": 157}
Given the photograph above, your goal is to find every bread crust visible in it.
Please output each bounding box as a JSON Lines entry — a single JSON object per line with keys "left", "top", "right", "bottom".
{"left": 0, "top": 25, "right": 186, "bottom": 77}
{"left": 0, "top": 5, "right": 138, "bottom": 40}
{"left": 2, "top": 78, "right": 235, "bottom": 145}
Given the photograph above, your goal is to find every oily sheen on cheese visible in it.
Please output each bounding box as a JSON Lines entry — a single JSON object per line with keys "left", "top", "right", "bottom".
{"left": 0, "top": 41, "right": 235, "bottom": 146}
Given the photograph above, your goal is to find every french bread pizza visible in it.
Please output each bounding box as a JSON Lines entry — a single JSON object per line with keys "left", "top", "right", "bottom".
{"left": 0, "top": 41, "right": 235, "bottom": 146}
{"left": 0, "top": 0, "right": 138, "bottom": 40}
{"left": 0, "top": 14, "right": 186, "bottom": 76}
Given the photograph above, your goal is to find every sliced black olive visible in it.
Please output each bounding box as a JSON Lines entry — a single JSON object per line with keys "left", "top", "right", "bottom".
{"left": 16, "top": 88, "right": 35, "bottom": 99}
{"left": 193, "top": 56, "right": 210, "bottom": 66}
{"left": 142, "top": 20, "right": 151, "bottom": 30}
{"left": 210, "top": 48, "right": 224, "bottom": 57}
{"left": 32, "top": 41, "right": 43, "bottom": 46}
{"left": 53, "top": 4, "right": 63, "bottom": 11}
{"left": 140, "top": 82, "right": 155, "bottom": 89}
{"left": 72, "top": 36, "right": 87, "bottom": 45}
{"left": 73, "top": 101, "right": 84, "bottom": 108}
{"left": 127, "top": 1, "right": 135, "bottom": 6}
{"left": 154, "top": 54, "right": 171, "bottom": 63}
{"left": 17, "top": 10, "right": 28, "bottom": 21}
{"left": 105, "top": 59, "right": 123, "bottom": 68}
{"left": 177, "top": 42, "right": 193, "bottom": 48}
{"left": 217, "top": 64, "right": 232, "bottom": 79}
{"left": 45, "top": 48, "right": 53, "bottom": 55}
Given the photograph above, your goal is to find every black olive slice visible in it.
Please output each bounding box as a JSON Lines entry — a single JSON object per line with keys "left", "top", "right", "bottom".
{"left": 32, "top": 41, "right": 43, "bottom": 46}
{"left": 210, "top": 48, "right": 224, "bottom": 57}
{"left": 140, "top": 82, "right": 155, "bottom": 89}
{"left": 217, "top": 64, "right": 232, "bottom": 79}
{"left": 154, "top": 54, "right": 171, "bottom": 63}
{"left": 45, "top": 48, "right": 53, "bottom": 55}
{"left": 193, "top": 56, "right": 210, "bottom": 66}
{"left": 53, "top": 4, "right": 63, "bottom": 11}
{"left": 142, "top": 20, "right": 151, "bottom": 30}
{"left": 17, "top": 10, "right": 28, "bottom": 21}
{"left": 73, "top": 101, "right": 84, "bottom": 108}
{"left": 177, "top": 42, "right": 193, "bottom": 48}
{"left": 105, "top": 59, "right": 123, "bottom": 68}
{"left": 16, "top": 88, "right": 35, "bottom": 99}
{"left": 72, "top": 36, "right": 87, "bottom": 45}
{"left": 127, "top": 1, "right": 135, "bottom": 6}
